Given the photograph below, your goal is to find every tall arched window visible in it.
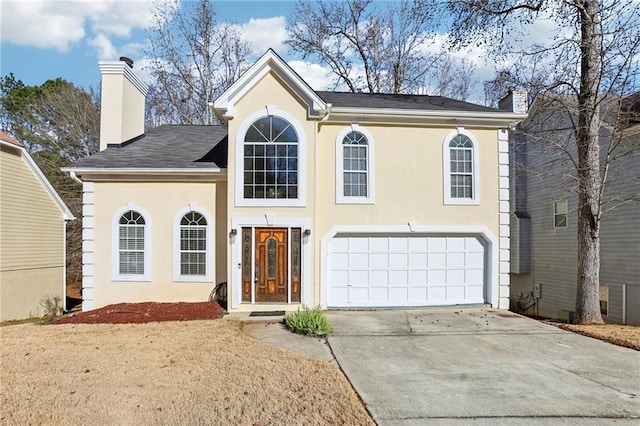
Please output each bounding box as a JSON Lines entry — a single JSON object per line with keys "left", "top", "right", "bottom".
{"left": 342, "top": 131, "right": 369, "bottom": 197}
{"left": 443, "top": 129, "right": 479, "bottom": 205}
{"left": 449, "top": 135, "right": 474, "bottom": 199}
{"left": 336, "top": 125, "right": 375, "bottom": 204}
{"left": 179, "top": 212, "right": 207, "bottom": 276}
{"left": 243, "top": 116, "right": 298, "bottom": 199}
{"left": 118, "top": 210, "right": 146, "bottom": 275}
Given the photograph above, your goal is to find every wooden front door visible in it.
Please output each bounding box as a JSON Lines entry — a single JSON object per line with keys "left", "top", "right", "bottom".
{"left": 254, "top": 228, "right": 288, "bottom": 303}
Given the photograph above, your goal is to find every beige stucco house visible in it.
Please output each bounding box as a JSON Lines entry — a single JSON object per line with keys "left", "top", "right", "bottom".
{"left": 1, "top": 131, "right": 74, "bottom": 320}
{"left": 66, "top": 50, "right": 526, "bottom": 313}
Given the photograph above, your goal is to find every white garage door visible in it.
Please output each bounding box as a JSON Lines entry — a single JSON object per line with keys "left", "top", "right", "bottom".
{"left": 327, "top": 235, "right": 486, "bottom": 307}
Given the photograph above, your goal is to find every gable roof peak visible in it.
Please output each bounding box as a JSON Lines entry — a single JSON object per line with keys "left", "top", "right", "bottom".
{"left": 211, "top": 49, "right": 327, "bottom": 122}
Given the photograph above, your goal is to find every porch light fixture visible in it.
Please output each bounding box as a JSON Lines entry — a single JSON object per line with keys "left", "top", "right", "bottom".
{"left": 229, "top": 229, "right": 237, "bottom": 237}
{"left": 303, "top": 229, "right": 311, "bottom": 236}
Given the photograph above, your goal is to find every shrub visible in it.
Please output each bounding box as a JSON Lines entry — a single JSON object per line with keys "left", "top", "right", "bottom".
{"left": 39, "top": 295, "right": 62, "bottom": 324}
{"left": 284, "top": 306, "right": 332, "bottom": 337}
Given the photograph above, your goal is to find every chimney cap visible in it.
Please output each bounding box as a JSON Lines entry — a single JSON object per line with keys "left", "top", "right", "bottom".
{"left": 119, "top": 56, "right": 134, "bottom": 68}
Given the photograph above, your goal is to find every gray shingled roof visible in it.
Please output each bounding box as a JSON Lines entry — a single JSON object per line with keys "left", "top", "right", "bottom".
{"left": 317, "top": 91, "right": 501, "bottom": 113}
{"left": 73, "top": 125, "right": 227, "bottom": 169}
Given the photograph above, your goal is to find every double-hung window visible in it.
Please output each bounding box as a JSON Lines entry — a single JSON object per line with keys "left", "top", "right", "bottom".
{"left": 179, "top": 212, "right": 207, "bottom": 276}
{"left": 113, "top": 208, "right": 150, "bottom": 281}
{"left": 119, "top": 211, "right": 145, "bottom": 275}
{"left": 443, "top": 130, "right": 479, "bottom": 205}
{"left": 336, "top": 125, "right": 375, "bottom": 204}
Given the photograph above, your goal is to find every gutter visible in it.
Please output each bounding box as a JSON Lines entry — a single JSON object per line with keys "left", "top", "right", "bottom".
{"left": 325, "top": 107, "right": 527, "bottom": 128}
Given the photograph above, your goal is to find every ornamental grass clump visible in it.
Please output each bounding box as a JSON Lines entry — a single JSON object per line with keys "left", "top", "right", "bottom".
{"left": 284, "top": 306, "right": 332, "bottom": 337}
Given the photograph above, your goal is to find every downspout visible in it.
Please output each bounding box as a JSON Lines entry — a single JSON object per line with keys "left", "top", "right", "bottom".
{"left": 315, "top": 104, "right": 330, "bottom": 308}
{"left": 69, "top": 170, "right": 83, "bottom": 184}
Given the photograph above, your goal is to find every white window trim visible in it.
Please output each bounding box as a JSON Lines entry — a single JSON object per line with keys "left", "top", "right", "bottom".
{"left": 335, "top": 124, "right": 375, "bottom": 204}
{"left": 173, "top": 204, "right": 214, "bottom": 283}
{"left": 443, "top": 128, "right": 480, "bottom": 205}
{"left": 235, "top": 107, "right": 307, "bottom": 207}
{"left": 111, "top": 203, "right": 151, "bottom": 282}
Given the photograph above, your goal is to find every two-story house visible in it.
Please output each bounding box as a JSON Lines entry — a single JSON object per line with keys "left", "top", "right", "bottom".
{"left": 66, "top": 50, "right": 526, "bottom": 313}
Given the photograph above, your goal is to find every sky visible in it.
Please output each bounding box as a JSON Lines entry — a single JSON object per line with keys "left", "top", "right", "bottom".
{"left": 0, "top": 0, "right": 566, "bottom": 103}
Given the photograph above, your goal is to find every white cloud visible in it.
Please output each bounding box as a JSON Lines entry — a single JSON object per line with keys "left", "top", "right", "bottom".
{"left": 288, "top": 60, "right": 333, "bottom": 91}
{"left": 0, "top": 0, "right": 160, "bottom": 52}
{"left": 240, "top": 16, "right": 287, "bottom": 55}
{"left": 88, "top": 33, "right": 117, "bottom": 60}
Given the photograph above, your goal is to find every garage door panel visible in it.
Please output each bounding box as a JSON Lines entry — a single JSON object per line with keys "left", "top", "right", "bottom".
{"left": 408, "top": 270, "right": 427, "bottom": 285}
{"left": 389, "top": 237, "right": 408, "bottom": 252}
{"left": 371, "top": 253, "right": 389, "bottom": 268}
{"left": 409, "top": 253, "right": 428, "bottom": 268}
{"left": 331, "top": 253, "right": 349, "bottom": 269}
{"left": 390, "top": 253, "right": 408, "bottom": 269}
{"left": 370, "top": 287, "right": 388, "bottom": 302}
{"left": 389, "top": 287, "right": 408, "bottom": 302}
{"left": 371, "top": 270, "right": 389, "bottom": 286}
{"left": 350, "top": 238, "right": 369, "bottom": 251}
{"left": 389, "top": 270, "right": 408, "bottom": 286}
{"left": 428, "top": 269, "right": 447, "bottom": 284}
{"left": 467, "top": 252, "right": 484, "bottom": 268}
{"left": 409, "top": 287, "right": 428, "bottom": 301}
{"left": 447, "top": 269, "right": 465, "bottom": 284}
{"left": 328, "top": 235, "right": 486, "bottom": 307}
{"left": 369, "top": 238, "right": 388, "bottom": 252}
{"left": 447, "top": 237, "right": 465, "bottom": 250}
{"left": 329, "top": 269, "right": 349, "bottom": 285}
{"left": 430, "top": 253, "right": 446, "bottom": 267}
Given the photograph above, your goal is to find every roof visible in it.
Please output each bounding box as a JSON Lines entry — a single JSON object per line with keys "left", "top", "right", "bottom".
{"left": 317, "top": 91, "right": 501, "bottom": 113}
{"left": 72, "top": 125, "right": 228, "bottom": 169}
{"left": 0, "top": 130, "right": 22, "bottom": 147}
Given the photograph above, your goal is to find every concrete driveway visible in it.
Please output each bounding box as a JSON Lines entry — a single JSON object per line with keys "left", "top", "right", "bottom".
{"left": 326, "top": 308, "right": 640, "bottom": 425}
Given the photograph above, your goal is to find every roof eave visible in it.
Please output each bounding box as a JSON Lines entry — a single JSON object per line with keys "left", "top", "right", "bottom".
{"left": 63, "top": 167, "right": 227, "bottom": 182}
{"left": 326, "top": 107, "right": 527, "bottom": 127}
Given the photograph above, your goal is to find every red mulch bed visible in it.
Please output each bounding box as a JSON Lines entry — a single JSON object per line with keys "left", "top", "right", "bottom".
{"left": 54, "top": 301, "right": 224, "bottom": 325}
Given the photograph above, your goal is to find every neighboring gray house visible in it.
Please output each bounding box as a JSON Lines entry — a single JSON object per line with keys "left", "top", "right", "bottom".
{"left": 509, "top": 93, "right": 640, "bottom": 325}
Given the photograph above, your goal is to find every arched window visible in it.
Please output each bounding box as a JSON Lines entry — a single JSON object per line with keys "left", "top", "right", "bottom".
{"left": 243, "top": 116, "right": 298, "bottom": 199}
{"left": 118, "top": 210, "right": 146, "bottom": 276}
{"left": 336, "top": 125, "right": 375, "bottom": 204}
{"left": 443, "top": 130, "right": 479, "bottom": 205}
{"left": 179, "top": 212, "right": 207, "bottom": 276}
{"left": 449, "top": 135, "right": 474, "bottom": 199}
{"left": 342, "top": 131, "right": 369, "bottom": 197}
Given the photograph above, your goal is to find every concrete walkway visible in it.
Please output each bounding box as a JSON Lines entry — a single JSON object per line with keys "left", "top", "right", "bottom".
{"left": 326, "top": 308, "right": 640, "bottom": 425}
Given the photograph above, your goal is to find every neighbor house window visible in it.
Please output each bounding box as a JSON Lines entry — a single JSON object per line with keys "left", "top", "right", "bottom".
{"left": 243, "top": 116, "right": 298, "bottom": 200}
{"left": 173, "top": 207, "right": 213, "bottom": 282}
{"left": 554, "top": 200, "right": 568, "bottom": 228}
{"left": 112, "top": 206, "right": 151, "bottom": 281}
{"left": 336, "top": 125, "right": 375, "bottom": 204}
{"left": 443, "top": 129, "right": 479, "bottom": 205}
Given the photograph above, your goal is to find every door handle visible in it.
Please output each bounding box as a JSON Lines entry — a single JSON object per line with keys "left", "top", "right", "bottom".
{"left": 255, "top": 265, "right": 259, "bottom": 283}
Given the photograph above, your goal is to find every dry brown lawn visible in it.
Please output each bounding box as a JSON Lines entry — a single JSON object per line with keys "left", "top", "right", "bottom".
{"left": 1, "top": 320, "right": 374, "bottom": 426}
{"left": 551, "top": 322, "right": 640, "bottom": 351}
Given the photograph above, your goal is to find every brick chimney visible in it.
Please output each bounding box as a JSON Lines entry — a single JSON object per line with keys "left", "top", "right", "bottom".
{"left": 499, "top": 89, "right": 528, "bottom": 114}
{"left": 98, "top": 58, "right": 148, "bottom": 151}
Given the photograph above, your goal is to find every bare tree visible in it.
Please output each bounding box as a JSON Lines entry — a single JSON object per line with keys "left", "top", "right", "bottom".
{"left": 429, "top": 54, "right": 476, "bottom": 100}
{"left": 145, "top": 0, "right": 251, "bottom": 125}
{"left": 286, "top": 0, "right": 443, "bottom": 94}
{"left": 448, "top": 0, "right": 640, "bottom": 323}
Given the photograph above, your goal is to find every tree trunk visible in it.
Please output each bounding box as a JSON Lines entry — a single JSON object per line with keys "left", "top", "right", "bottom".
{"left": 574, "top": 0, "right": 604, "bottom": 324}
